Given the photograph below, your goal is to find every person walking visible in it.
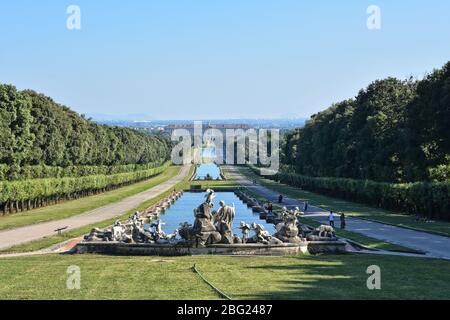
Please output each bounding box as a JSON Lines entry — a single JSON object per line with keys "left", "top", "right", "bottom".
{"left": 340, "top": 213, "right": 346, "bottom": 229}
{"left": 303, "top": 201, "right": 308, "bottom": 212}
{"left": 267, "top": 202, "right": 273, "bottom": 214}
{"left": 278, "top": 194, "right": 283, "bottom": 204}
{"left": 328, "top": 211, "right": 335, "bottom": 227}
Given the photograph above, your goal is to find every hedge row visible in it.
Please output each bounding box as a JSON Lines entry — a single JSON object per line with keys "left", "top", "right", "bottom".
{"left": 249, "top": 165, "right": 450, "bottom": 221}
{"left": 0, "top": 162, "right": 171, "bottom": 215}
{"left": 0, "top": 161, "right": 165, "bottom": 181}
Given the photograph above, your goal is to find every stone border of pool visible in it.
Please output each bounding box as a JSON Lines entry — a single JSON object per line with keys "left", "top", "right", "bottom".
{"left": 73, "top": 189, "right": 349, "bottom": 256}
{"left": 73, "top": 241, "right": 347, "bottom": 256}
{"left": 190, "top": 163, "right": 226, "bottom": 181}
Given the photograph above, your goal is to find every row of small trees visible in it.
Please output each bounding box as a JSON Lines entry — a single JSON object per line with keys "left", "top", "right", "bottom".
{"left": 0, "top": 161, "right": 165, "bottom": 181}
{"left": 250, "top": 165, "right": 450, "bottom": 221}
{"left": 0, "top": 162, "right": 170, "bottom": 215}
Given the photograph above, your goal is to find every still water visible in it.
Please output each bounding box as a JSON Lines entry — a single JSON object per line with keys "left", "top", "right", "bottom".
{"left": 195, "top": 163, "right": 222, "bottom": 180}
{"left": 151, "top": 192, "right": 275, "bottom": 236}
{"left": 202, "top": 147, "right": 216, "bottom": 158}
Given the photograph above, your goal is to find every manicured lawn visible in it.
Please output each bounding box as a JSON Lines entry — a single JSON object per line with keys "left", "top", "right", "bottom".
{"left": 0, "top": 253, "right": 449, "bottom": 299}
{"left": 240, "top": 167, "right": 450, "bottom": 237}
{"left": 0, "top": 166, "right": 181, "bottom": 231}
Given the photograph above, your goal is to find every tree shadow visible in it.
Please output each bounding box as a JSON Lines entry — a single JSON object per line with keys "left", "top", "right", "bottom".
{"left": 231, "top": 255, "right": 392, "bottom": 300}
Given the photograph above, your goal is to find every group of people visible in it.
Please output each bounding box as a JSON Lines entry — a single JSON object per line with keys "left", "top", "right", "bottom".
{"left": 272, "top": 194, "right": 347, "bottom": 229}
{"left": 328, "top": 211, "right": 346, "bottom": 229}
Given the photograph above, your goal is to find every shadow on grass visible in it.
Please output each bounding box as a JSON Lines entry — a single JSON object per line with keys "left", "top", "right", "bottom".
{"left": 223, "top": 254, "right": 450, "bottom": 300}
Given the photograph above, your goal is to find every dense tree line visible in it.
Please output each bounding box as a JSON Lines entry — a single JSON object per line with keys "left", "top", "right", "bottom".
{"left": 282, "top": 62, "right": 450, "bottom": 183}
{"left": 0, "top": 85, "right": 171, "bottom": 180}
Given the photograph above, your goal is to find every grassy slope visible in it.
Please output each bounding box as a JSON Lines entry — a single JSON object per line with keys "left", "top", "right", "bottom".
{"left": 0, "top": 166, "right": 181, "bottom": 231}
{"left": 240, "top": 167, "right": 450, "bottom": 237}
{"left": 1, "top": 254, "right": 449, "bottom": 300}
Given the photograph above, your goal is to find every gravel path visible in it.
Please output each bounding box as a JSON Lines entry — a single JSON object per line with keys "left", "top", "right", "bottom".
{"left": 0, "top": 165, "right": 190, "bottom": 251}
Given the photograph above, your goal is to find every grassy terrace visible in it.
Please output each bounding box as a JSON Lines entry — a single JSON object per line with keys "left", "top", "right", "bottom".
{"left": 239, "top": 167, "right": 450, "bottom": 237}
{"left": 1, "top": 254, "right": 449, "bottom": 299}
{"left": 0, "top": 166, "right": 181, "bottom": 231}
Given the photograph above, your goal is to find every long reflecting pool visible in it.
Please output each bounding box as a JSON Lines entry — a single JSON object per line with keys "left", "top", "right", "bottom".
{"left": 152, "top": 192, "right": 275, "bottom": 235}
{"left": 195, "top": 163, "right": 222, "bottom": 180}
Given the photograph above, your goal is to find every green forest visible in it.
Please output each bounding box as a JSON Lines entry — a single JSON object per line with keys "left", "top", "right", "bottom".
{"left": 282, "top": 62, "right": 450, "bottom": 183}
{"left": 0, "top": 84, "right": 171, "bottom": 214}
{"left": 277, "top": 62, "right": 450, "bottom": 220}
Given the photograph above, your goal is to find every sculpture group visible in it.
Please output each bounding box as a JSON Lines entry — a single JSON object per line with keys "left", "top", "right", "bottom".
{"left": 83, "top": 189, "right": 337, "bottom": 247}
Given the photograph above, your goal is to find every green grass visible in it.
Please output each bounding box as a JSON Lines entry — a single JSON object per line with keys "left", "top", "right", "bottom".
{"left": 240, "top": 167, "right": 450, "bottom": 237}
{"left": 242, "top": 187, "right": 419, "bottom": 253}
{"left": 0, "top": 253, "right": 449, "bottom": 299}
{"left": 0, "top": 166, "right": 181, "bottom": 231}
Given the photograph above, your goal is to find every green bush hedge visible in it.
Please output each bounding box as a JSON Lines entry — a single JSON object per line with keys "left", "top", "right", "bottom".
{"left": 0, "top": 161, "right": 165, "bottom": 181}
{"left": 0, "top": 162, "right": 171, "bottom": 214}
{"left": 249, "top": 165, "right": 450, "bottom": 221}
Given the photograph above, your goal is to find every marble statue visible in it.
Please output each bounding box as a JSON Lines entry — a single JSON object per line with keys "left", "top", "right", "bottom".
{"left": 84, "top": 211, "right": 178, "bottom": 244}
{"left": 248, "top": 223, "right": 283, "bottom": 245}
{"left": 239, "top": 221, "right": 251, "bottom": 243}
{"left": 306, "top": 225, "right": 337, "bottom": 241}
{"left": 178, "top": 189, "right": 244, "bottom": 246}
{"left": 214, "top": 201, "right": 236, "bottom": 244}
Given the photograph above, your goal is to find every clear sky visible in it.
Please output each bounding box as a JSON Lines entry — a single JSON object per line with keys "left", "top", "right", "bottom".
{"left": 1, "top": 0, "right": 449, "bottom": 120}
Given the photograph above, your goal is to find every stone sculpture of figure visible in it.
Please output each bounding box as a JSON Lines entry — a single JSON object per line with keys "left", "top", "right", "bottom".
{"left": 84, "top": 227, "right": 113, "bottom": 242}
{"left": 214, "top": 200, "right": 237, "bottom": 244}
{"left": 274, "top": 207, "right": 302, "bottom": 244}
{"left": 306, "top": 225, "right": 337, "bottom": 241}
{"left": 239, "top": 221, "right": 251, "bottom": 243}
{"left": 205, "top": 189, "right": 215, "bottom": 205}
{"left": 149, "top": 220, "right": 166, "bottom": 240}
{"left": 192, "top": 201, "right": 222, "bottom": 246}
{"left": 178, "top": 189, "right": 221, "bottom": 247}
{"left": 249, "top": 223, "right": 283, "bottom": 245}
{"left": 214, "top": 201, "right": 235, "bottom": 225}
{"left": 178, "top": 222, "right": 194, "bottom": 241}
{"left": 112, "top": 220, "right": 125, "bottom": 241}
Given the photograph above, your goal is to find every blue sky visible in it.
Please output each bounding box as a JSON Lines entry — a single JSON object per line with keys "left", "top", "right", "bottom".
{"left": 1, "top": 0, "right": 449, "bottom": 120}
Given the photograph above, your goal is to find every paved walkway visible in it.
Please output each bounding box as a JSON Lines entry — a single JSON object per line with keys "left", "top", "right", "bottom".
{"left": 0, "top": 165, "right": 190, "bottom": 251}
{"left": 225, "top": 166, "right": 450, "bottom": 260}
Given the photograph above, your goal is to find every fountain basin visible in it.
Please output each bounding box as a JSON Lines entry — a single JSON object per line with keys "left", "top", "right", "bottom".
{"left": 74, "top": 241, "right": 347, "bottom": 256}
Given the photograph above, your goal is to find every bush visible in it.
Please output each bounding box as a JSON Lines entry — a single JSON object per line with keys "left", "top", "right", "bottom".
{"left": 0, "top": 162, "right": 171, "bottom": 214}
{"left": 0, "top": 161, "right": 165, "bottom": 181}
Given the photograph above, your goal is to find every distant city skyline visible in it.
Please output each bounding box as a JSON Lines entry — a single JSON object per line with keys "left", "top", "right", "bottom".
{"left": 1, "top": 1, "right": 450, "bottom": 119}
